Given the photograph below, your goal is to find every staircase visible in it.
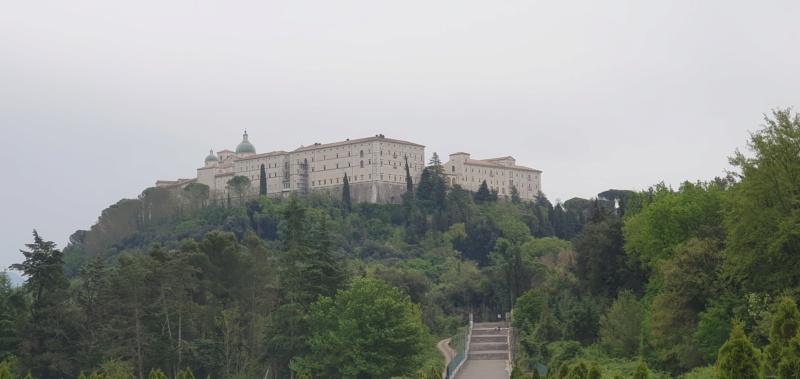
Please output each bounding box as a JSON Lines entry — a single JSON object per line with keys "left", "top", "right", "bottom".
{"left": 468, "top": 322, "right": 508, "bottom": 360}
{"left": 454, "top": 322, "right": 509, "bottom": 379}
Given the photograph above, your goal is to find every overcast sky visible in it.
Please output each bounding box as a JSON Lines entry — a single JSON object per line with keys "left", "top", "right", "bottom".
{"left": 1, "top": 0, "right": 798, "bottom": 270}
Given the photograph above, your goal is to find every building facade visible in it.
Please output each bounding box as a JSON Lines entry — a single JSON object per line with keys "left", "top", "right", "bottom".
{"left": 163, "top": 132, "right": 426, "bottom": 204}
{"left": 442, "top": 152, "right": 542, "bottom": 202}
{"left": 157, "top": 132, "right": 543, "bottom": 204}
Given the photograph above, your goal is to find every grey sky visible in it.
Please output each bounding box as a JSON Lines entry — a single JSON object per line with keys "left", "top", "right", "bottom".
{"left": 2, "top": 0, "right": 798, "bottom": 270}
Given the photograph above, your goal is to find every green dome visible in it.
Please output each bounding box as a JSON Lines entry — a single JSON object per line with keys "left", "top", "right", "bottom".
{"left": 204, "top": 149, "right": 218, "bottom": 163}
{"left": 236, "top": 130, "right": 256, "bottom": 154}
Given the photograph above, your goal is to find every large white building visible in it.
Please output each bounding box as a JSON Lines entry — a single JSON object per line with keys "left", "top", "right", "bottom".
{"left": 443, "top": 153, "right": 542, "bottom": 202}
{"left": 157, "top": 132, "right": 542, "bottom": 204}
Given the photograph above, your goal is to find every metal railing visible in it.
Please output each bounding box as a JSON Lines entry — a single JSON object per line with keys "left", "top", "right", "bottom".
{"left": 447, "top": 315, "right": 473, "bottom": 379}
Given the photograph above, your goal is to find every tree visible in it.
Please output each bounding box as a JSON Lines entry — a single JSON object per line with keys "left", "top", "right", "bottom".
{"left": 765, "top": 297, "right": 800, "bottom": 373}
{"left": 341, "top": 174, "right": 351, "bottom": 213}
{"left": 10, "top": 231, "right": 76, "bottom": 378}
{"left": 513, "top": 289, "right": 546, "bottom": 331}
{"left": 475, "top": 181, "right": 492, "bottom": 203}
{"left": 291, "top": 278, "right": 429, "bottom": 378}
{"left": 716, "top": 321, "right": 762, "bottom": 379}
{"left": 587, "top": 362, "right": 602, "bottom": 379}
{"left": 405, "top": 157, "right": 414, "bottom": 194}
{"left": 633, "top": 357, "right": 650, "bottom": 379}
{"left": 259, "top": 164, "right": 267, "bottom": 196}
{"left": 599, "top": 290, "right": 644, "bottom": 358}
{"left": 510, "top": 185, "right": 521, "bottom": 204}
{"left": 226, "top": 176, "right": 251, "bottom": 204}
{"left": 725, "top": 108, "right": 800, "bottom": 293}
{"left": 182, "top": 182, "right": 210, "bottom": 210}
{"left": 567, "top": 361, "right": 588, "bottom": 379}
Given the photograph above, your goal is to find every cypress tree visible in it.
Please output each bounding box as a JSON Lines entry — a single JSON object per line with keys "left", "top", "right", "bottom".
{"left": 716, "top": 321, "right": 762, "bottom": 379}
{"left": 405, "top": 158, "right": 413, "bottom": 194}
{"left": 259, "top": 163, "right": 267, "bottom": 196}
{"left": 766, "top": 296, "right": 800, "bottom": 373}
{"left": 475, "top": 181, "right": 491, "bottom": 203}
{"left": 0, "top": 361, "right": 13, "bottom": 379}
{"left": 632, "top": 357, "right": 650, "bottom": 379}
{"left": 342, "top": 174, "right": 351, "bottom": 213}
{"left": 779, "top": 334, "right": 800, "bottom": 379}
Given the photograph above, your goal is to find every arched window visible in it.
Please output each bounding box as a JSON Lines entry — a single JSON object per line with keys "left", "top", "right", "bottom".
{"left": 360, "top": 150, "right": 364, "bottom": 158}
{"left": 452, "top": 165, "right": 455, "bottom": 172}
{"left": 360, "top": 160, "right": 364, "bottom": 168}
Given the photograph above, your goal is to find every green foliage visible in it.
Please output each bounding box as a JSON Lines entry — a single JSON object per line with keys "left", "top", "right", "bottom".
{"left": 623, "top": 182, "right": 723, "bottom": 272}
{"left": 587, "top": 361, "right": 602, "bottom": 379}
{"left": 715, "top": 322, "right": 762, "bottom": 379}
{"left": 226, "top": 175, "right": 251, "bottom": 202}
{"left": 342, "top": 173, "right": 352, "bottom": 213}
{"left": 633, "top": 357, "right": 650, "bottom": 379}
{"left": 0, "top": 360, "right": 13, "bottom": 379}
{"left": 777, "top": 334, "right": 800, "bottom": 379}
{"left": 724, "top": 108, "right": 800, "bottom": 294}
{"left": 766, "top": 296, "right": 800, "bottom": 373}
{"left": 567, "top": 361, "right": 588, "bottom": 379}
{"left": 291, "top": 278, "right": 429, "bottom": 378}
{"left": 259, "top": 163, "right": 267, "bottom": 195}
{"left": 513, "top": 289, "right": 546, "bottom": 330}
{"left": 599, "top": 290, "right": 643, "bottom": 358}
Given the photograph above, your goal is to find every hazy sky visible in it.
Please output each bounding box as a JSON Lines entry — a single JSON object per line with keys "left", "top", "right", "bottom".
{"left": 2, "top": 0, "right": 799, "bottom": 270}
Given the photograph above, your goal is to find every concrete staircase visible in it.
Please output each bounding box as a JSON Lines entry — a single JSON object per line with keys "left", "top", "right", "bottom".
{"left": 467, "top": 322, "right": 508, "bottom": 361}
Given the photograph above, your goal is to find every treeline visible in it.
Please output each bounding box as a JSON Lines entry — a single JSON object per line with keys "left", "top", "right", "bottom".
{"left": 1, "top": 151, "right": 602, "bottom": 379}
{"left": 509, "top": 108, "right": 800, "bottom": 378}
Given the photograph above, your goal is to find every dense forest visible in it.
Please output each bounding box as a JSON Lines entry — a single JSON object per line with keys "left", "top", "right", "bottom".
{"left": 2, "top": 109, "right": 800, "bottom": 379}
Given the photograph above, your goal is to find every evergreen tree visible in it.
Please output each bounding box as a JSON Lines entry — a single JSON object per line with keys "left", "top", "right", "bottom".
{"left": 633, "top": 357, "right": 650, "bottom": 379}
{"left": 557, "top": 362, "right": 569, "bottom": 379}
{"left": 766, "top": 296, "right": 800, "bottom": 373}
{"left": 475, "top": 180, "right": 492, "bottom": 203}
{"left": 510, "top": 185, "right": 521, "bottom": 204}
{"left": 342, "top": 174, "right": 351, "bottom": 213}
{"left": 0, "top": 360, "right": 13, "bottom": 379}
{"left": 405, "top": 157, "right": 413, "bottom": 194}
{"left": 567, "top": 361, "right": 588, "bottom": 379}
{"left": 259, "top": 163, "right": 267, "bottom": 196}
{"left": 10, "top": 231, "right": 76, "bottom": 378}
{"left": 587, "top": 362, "right": 602, "bottom": 379}
{"left": 778, "top": 333, "right": 800, "bottom": 379}
{"left": 716, "top": 321, "right": 762, "bottom": 379}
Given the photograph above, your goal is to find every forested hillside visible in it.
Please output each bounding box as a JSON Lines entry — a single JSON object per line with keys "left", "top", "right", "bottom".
{"left": 3, "top": 109, "right": 800, "bottom": 379}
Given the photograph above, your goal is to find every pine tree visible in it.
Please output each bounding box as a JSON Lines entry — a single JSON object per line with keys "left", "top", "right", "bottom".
{"left": 632, "top": 357, "right": 650, "bottom": 379}
{"left": 78, "top": 372, "right": 87, "bottom": 379}
{"left": 342, "top": 174, "right": 351, "bottom": 213}
{"left": 259, "top": 163, "right": 267, "bottom": 196}
{"left": 716, "top": 321, "right": 762, "bottom": 379}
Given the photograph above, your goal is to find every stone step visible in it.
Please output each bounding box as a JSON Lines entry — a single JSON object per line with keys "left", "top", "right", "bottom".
{"left": 472, "top": 328, "right": 507, "bottom": 335}
{"left": 468, "top": 352, "right": 508, "bottom": 360}
{"left": 470, "top": 343, "right": 508, "bottom": 351}
{"left": 472, "top": 335, "right": 507, "bottom": 343}
{"left": 473, "top": 322, "right": 506, "bottom": 328}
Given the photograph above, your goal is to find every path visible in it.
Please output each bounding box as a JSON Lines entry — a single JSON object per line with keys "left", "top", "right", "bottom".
{"left": 454, "top": 322, "right": 509, "bottom": 379}
{"left": 437, "top": 338, "right": 454, "bottom": 378}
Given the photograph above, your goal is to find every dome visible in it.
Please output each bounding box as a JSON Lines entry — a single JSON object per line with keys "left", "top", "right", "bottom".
{"left": 235, "top": 130, "right": 256, "bottom": 154}
{"left": 204, "top": 149, "right": 219, "bottom": 163}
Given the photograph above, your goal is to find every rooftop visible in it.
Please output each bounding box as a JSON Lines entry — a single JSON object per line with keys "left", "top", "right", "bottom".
{"left": 293, "top": 135, "right": 424, "bottom": 153}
